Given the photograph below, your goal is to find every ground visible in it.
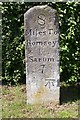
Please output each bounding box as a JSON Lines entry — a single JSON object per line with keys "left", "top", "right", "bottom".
{"left": 1, "top": 84, "right": 80, "bottom": 118}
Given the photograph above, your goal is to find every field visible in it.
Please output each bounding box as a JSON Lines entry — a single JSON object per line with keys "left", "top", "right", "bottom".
{"left": 2, "top": 84, "right": 80, "bottom": 118}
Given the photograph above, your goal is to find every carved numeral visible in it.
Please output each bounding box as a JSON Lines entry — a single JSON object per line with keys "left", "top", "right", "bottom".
{"left": 40, "top": 64, "right": 45, "bottom": 73}
{"left": 37, "top": 14, "right": 45, "bottom": 26}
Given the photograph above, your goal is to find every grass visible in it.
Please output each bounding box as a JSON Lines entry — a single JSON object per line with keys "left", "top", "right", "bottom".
{"left": 2, "top": 84, "right": 79, "bottom": 118}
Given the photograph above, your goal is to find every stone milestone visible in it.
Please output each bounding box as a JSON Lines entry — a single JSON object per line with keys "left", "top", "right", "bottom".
{"left": 24, "top": 5, "right": 60, "bottom": 104}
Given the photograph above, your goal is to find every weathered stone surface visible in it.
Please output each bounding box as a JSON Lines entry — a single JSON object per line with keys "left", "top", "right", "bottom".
{"left": 24, "top": 5, "right": 60, "bottom": 104}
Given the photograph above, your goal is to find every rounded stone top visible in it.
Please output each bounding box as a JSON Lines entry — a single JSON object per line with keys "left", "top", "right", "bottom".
{"left": 24, "top": 5, "right": 57, "bottom": 17}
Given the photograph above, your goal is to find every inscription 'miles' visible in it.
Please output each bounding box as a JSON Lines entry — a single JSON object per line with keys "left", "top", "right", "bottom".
{"left": 24, "top": 5, "right": 60, "bottom": 105}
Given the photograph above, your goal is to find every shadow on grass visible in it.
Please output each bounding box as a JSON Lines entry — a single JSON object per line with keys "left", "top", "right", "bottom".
{"left": 60, "top": 85, "right": 80, "bottom": 104}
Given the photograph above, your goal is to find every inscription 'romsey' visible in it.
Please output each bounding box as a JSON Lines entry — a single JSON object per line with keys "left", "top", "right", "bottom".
{"left": 24, "top": 5, "right": 60, "bottom": 105}
{"left": 27, "top": 40, "right": 58, "bottom": 47}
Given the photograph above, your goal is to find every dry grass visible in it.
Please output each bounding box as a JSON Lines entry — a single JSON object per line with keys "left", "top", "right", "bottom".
{"left": 2, "top": 84, "right": 79, "bottom": 118}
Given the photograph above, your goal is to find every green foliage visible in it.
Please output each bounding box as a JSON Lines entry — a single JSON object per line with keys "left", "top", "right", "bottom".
{"left": 2, "top": 2, "right": 25, "bottom": 84}
{"left": 2, "top": 2, "right": 80, "bottom": 85}
{"left": 57, "top": 2, "right": 80, "bottom": 84}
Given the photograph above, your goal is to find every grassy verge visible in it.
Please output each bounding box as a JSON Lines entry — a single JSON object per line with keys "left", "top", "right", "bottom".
{"left": 2, "top": 84, "right": 79, "bottom": 118}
